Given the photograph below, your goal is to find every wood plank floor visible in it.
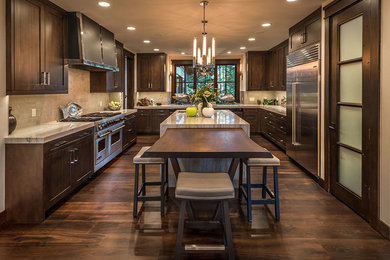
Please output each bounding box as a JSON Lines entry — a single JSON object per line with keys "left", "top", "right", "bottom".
{"left": 1, "top": 135, "right": 390, "bottom": 259}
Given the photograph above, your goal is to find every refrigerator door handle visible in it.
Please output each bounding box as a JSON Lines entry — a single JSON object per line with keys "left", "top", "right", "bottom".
{"left": 292, "top": 82, "right": 298, "bottom": 146}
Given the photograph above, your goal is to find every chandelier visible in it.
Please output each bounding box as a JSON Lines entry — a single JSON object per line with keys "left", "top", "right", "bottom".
{"left": 192, "top": 0, "right": 215, "bottom": 75}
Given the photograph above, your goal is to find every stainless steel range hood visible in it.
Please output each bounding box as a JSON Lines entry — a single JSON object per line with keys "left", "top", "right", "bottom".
{"left": 67, "top": 12, "right": 118, "bottom": 71}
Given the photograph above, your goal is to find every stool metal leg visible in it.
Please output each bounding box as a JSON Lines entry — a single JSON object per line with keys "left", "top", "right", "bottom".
{"left": 142, "top": 164, "right": 146, "bottom": 196}
{"left": 262, "top": 166, "right": 267, "bottom": 199}
{"left": 238, "top": 159, "right": 243, "bottom": 202}
{"left": 246, "top": 165, "right": 252, "bottom": 221}
{"left": 222, "top": 200, "right": 235, "bottom": 260}
{"left": 133, "top": 164, "right": 139, "bottom": 217}
{"left": 175, "top": 200, "right": 186, "bottom": 260}
{"left": 160, "top": 163, "right": 165, "bottom": 217}
{"left": 273, "top": 166, "right": 280, "bottom": 221}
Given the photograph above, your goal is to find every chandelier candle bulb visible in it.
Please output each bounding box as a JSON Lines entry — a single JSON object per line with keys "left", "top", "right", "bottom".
{"left": 203, "top": 35, "right": 207, "bottom": 56}
{"left": 207, "top": 47, "right": 211, "bottom": 64}
{"left": 212, "top": 38, "right": 215, "bottom": 58}
{"left": 193, "top": 38, "right": 197, "bottom": 57}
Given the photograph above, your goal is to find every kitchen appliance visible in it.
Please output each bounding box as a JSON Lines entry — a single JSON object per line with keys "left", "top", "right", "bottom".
{"left": 286, "top": 43, "right": 320, "bottom": 176}
{"left": 60, "top": 111, "right": 125, "bottom": 172}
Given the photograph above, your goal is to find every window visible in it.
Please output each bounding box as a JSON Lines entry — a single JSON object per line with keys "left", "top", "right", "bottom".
{"left": 172, "top": 60, "right": 240, "bottom": 102}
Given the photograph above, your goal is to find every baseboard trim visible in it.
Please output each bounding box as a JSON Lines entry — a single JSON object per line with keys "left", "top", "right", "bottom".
{"left": 377, "top": 219, "right": 390, "bottom": 240}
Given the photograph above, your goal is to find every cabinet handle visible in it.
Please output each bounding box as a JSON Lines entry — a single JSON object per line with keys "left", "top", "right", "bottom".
{"left": 70, "top": 150, "right": 75, "bottom": 165}
{"left": 47, "top": 72, "right": 50, "bottom": 86}
{"left": 41, "top": 72, "right": 46, "bottom": 85}
{"left": 150, "top": 83, "right": 153, "bottom": 89}
{"left": 74, "top": 148, "right": 79, "bottom": 162}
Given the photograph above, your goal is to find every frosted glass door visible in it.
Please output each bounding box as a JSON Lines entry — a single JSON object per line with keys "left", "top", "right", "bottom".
{"left": 337, "top": 15, "right": 363, "bottom": 197}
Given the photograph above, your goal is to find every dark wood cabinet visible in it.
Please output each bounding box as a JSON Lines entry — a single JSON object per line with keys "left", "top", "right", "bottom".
{"left": 123, "top": 113, "right": 137, "bottom": 150}
{"left": 90, "top": 40, "right": 124, "bottom": 92}
{"left": 260, "top": 109, "right": 287, "bottom": 150}
{"left": 6, "top": 128, "right": 94, "bottom": 223}
{"left": 137, "top": 53, "right": 166, "bottom": 92}
{"left": 137, "top": 109, "right": 170, "bottom": 134}
{"left": 6, "top": 0, "right": 68, "bottom": 95}
{"left": 268, "top": 40, "right": 288, "bottom": 90}
{"left": 152, "top": 109, "right": 170, "bottom": 133}
{"left": 246, "top": 51, "right": 268, "bottom": 91}
{"left": 243, "top": 108, "right": 260, "bottom": 133}
{"left": 289, "top": 8, "right": 321, "bottom": 53}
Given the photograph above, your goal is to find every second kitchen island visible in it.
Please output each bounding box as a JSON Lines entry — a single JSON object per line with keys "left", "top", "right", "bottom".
{"left": 159, "top": 110, "right": 250, "bottom": 185}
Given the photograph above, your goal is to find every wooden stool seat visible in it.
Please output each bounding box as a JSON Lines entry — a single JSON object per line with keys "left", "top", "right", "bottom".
{"left": 245, "top": 155, "right": 280, "bottom": 166}
{"left": 133, "top": 146, "right": 165, "bottom": 164}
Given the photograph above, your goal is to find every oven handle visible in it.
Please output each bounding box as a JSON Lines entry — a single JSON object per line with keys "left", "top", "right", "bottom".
{"left": 111, "top": 125, "right": 125, "bottom": 133}
{"left": 98, "top": 132, "right": 110, "bottom": 138}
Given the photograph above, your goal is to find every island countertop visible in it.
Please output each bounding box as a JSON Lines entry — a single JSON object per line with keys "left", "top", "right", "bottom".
{"left": 160, "top": 110, "right": 250, "bottom": 137}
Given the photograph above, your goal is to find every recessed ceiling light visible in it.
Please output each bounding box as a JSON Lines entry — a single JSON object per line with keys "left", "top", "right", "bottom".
{"left": 227, "top": 51, "right": 232, "bottom": 54}
{"left": 153, "top": 48, "right": 160, "bottom": 51}
{"left": 143, "top": 40, "right": 151, "bottom": 44}
{"left": 262, "top": 23, "right": 272, "bottom": 27}
{"left": 286, "top": 0, "right": 297, "bottom": 2}
{"left": 98, "top": 1, "right": 110, "bottom": 7}
{"left": 240, "top": 46, "right": 246, "bottom": 50}
{"left": 127, "top": 26, "right": 136, "bottom": 31}
{"left": 248, "top": 37, "right": 255, "bottom": 41}
{"left": 181, "top": 52, "right": 186, "bottom": 55}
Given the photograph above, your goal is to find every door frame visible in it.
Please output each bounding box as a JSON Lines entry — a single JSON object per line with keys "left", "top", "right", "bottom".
{"left": 124, "top": 49, "right": 135, "bottom": 109}
{"left": 324, "top": 0, "right": 380, "bottom": 229}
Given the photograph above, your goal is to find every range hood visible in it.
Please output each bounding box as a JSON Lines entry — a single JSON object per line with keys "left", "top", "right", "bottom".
{"left": 67, "top": 12, "right": 118, "bottom": 71}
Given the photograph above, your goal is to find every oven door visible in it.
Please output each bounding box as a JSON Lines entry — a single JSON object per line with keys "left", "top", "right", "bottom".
{"left": 108, "top": 124, "right": 124, "bottom": 155}
{"left": 96, "top": 133, "right": 109, "bottom": 165}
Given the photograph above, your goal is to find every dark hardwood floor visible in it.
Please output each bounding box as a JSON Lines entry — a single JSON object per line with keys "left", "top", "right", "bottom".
{"left": 0, "top": 135, "right": 390, "bottom": 259}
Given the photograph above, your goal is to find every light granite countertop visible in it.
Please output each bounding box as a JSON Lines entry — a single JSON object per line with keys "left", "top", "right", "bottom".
{"left": 135, "top": 104, "right": 286, "bottom": 116}
{"left": 5, "top": 109, "right": 138, "bottom": 144}
{"left": 5, "top": 122, "right": 95, "bottom": 144}
{"left": 160, "top": 109, "right": 250, "bottom": 137}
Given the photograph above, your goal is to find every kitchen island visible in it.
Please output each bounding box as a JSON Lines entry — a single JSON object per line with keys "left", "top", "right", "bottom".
{"left": 159, "top": 110, "right": 250, "bottom": 186}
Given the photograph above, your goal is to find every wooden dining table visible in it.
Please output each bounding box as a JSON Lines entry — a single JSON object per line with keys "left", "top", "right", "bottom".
{"left": 143, "top": 128, "right": 272, "bottom": 180}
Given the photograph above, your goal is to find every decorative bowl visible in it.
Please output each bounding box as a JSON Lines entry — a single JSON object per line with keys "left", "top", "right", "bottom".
{"left": 108, "top": 103, "right": 121, "bottom": 111}
{"left": 202, "top": 107, "right": 215, "bottom": 118}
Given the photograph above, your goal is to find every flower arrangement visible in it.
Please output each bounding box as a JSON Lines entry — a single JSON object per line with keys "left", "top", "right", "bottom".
{"left": 190, "top": 85, "right": 218, "bottom": 109}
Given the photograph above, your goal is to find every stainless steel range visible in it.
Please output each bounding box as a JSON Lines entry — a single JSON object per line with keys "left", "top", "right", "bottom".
{"left": 60, "top": 112, "right": 126, "bottom": 172}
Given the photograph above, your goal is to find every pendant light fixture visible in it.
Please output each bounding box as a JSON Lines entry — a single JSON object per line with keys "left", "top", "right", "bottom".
{"left": 192, "top": 0, "right": 215, "bottom": 75}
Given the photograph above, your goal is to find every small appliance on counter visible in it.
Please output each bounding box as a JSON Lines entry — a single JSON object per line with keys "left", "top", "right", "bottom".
{"left": 8, "top": 106, "right": 17, "bottom": 135}
{"left": 60, "top": 102, "right": 83, "bottom": 119}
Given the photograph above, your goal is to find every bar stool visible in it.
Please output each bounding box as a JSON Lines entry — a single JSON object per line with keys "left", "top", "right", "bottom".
{"left": 133, "top": 146, "right": 168, "bottom": 217}
{"left": 175, "top": 172, "right": 235, "bottom": 260}
{"left": 239, "top": 153, "right": 280, "bottom": 221}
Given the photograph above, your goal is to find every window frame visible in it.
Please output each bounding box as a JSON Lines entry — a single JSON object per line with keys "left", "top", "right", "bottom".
{"left": 171, "top": 59, "right": 241, "bottom": 102}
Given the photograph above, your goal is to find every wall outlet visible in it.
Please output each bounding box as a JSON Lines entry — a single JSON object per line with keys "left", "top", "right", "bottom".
{"left": 99, "top": 101, "right": 103, "bottom": 107}
{"left": 31, "top": 108, "right": 36, "bottom": 117}
{"left": 249, "top": 97, "right": 255, "bottom": 102}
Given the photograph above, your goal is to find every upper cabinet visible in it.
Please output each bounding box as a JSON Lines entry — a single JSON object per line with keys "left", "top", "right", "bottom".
{"left": 90, "top": 40, "right": 124, "bottom": 92}
{"left": 137, "top": 53, "right": 166, "bottom": 92}
{"left": 246, "top": 51, "right": 268, "bottom": 91}
{"left": 67, "top": 12, "right": 117, "bottom": 71}
{"left": 6, "top": 0, "right": 68, "bottom": 95}
{"left": 289, "top": 8, "right": 321, "bottom": 53}
{"left": 268, "top": 40, "right": 288, "bottom": 91}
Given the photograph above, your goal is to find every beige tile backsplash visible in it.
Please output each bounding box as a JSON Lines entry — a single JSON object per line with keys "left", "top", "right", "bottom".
{"left": 9, "top": 68, "right": 115, "bottom": 129}
{"left": 243, "top": 91, "right": 286, "bottom": 104}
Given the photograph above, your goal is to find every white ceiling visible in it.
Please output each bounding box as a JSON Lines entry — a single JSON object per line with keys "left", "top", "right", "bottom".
{"left": 51, "top": 0, "right": 325, "bottom": 55}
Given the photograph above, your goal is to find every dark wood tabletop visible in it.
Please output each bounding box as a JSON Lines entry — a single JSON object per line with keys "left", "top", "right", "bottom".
{"left": 143, "top": 128, "right": 273, "bottom": 159}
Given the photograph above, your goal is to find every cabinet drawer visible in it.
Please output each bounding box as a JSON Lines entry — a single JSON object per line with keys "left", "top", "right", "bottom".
{"left": 45, "top": 128, "right": 94, "bottom": 153}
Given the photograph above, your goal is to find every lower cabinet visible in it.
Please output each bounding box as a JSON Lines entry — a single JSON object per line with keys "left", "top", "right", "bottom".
{"left": 6, "top": 128, "right": 94, "bottom": 223}
{"left": 260, "top": 110, "right": 287, "bottom": 150}
{"left": 123, "top": 113, "right": 137, "bottom": 150}
{"left": 243, "top": 108, "right": 260, "bottom": 133}
{"left": 137, "top": 109, "right": 169, "bottom": 134}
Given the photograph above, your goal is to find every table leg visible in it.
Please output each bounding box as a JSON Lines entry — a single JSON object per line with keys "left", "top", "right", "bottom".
{"left": 228, "top": 158, "right": 240, "bottom": 180}
{"left": 170, "top": 157, "right": 181, "bottom": 179}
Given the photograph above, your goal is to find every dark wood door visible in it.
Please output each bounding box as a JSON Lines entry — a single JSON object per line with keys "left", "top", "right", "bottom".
{"left": 328, "top": 0, "right": 379, "bottom": 222}
{"left": 43, "top": 4, "right": 67, "bottom": 91}
{"left": 150, "top": 54, "right": 165, "bottom": 91}
{"left": 247, "top": 52, "right": 267, "bottom": 91}
{"left": 8, "top": 0, "right": 44, "bottom": 93}
{"left": 71, "top": 136, "right": 93, "bottom": 186}
{"left": 44, "top": 146, "right": 72, "bottom": 209}
{"left": 137, "top": 55, "right": 151, "bottom": 91}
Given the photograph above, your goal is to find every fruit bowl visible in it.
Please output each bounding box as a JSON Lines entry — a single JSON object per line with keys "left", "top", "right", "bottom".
{"left": 108, "top": 101, "right": 121, "bottom": 111}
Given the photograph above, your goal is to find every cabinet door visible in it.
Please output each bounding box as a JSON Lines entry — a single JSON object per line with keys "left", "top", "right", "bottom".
{"left": 243, "top": 109, "right": 259, "bottom": 133}
{"left": 150, "top": 54, "right": 165, "bottom": 91}
{"left": 8, "top": 0, "right": 44, "bottom": 94}
{"left": 123, "top": 114, "right": 136, "bottom": 149}
{"left": 71, "top": 136, "right": 93, "bottom": 186}
{"left": 136, "top": 110, "right": 152, "bottom": 134}
{"left": 112, "top": 41, "right": 124, "bottom": 92}
{"left": 44, "top": 4, "right": 67, "bottom": 92}
{"left": 137, "top": 55, "right": 151, "bottom": 91}
{"left": 304, "top": 18, "right": 321, "bottom": 47}
{"left": 247, "top": 52, "right": 267, "bottom": 91}
{"left": 289, "top": 29, "right": 304, "bottom": 53}
{"left": 44, "top": 146, "right": 72, "bottom": 209}
{"left": 152, "top": 109, "right": 169, "bottom": 134}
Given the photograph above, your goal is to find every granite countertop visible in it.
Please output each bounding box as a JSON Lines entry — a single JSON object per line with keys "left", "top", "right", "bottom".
{"left": 5, "top": 121, "right": 95, "bottom": 144}
{"left": 5, "top": 109, "right": 138, "bottom": 145}
{"left": 135, "top": 104, "right": 286, "bottom": 116}
{"left": 103, "top": 109, "right": 137, "bottom": 115}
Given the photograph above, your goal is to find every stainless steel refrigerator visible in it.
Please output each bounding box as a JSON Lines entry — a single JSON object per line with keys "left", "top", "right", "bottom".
{"left": 286, "top": 43, "right": 320, "bottom": 176}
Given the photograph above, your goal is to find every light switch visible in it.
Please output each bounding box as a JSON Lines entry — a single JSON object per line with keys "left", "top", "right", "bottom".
{"left": 32, "top": 108, "right": 36, "bottom": 117}
{"left": 249, "top": 97, "right": 255, "bottom": 102}
{"left": 99, "top": 101, "right": 103, "bottom": 107}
